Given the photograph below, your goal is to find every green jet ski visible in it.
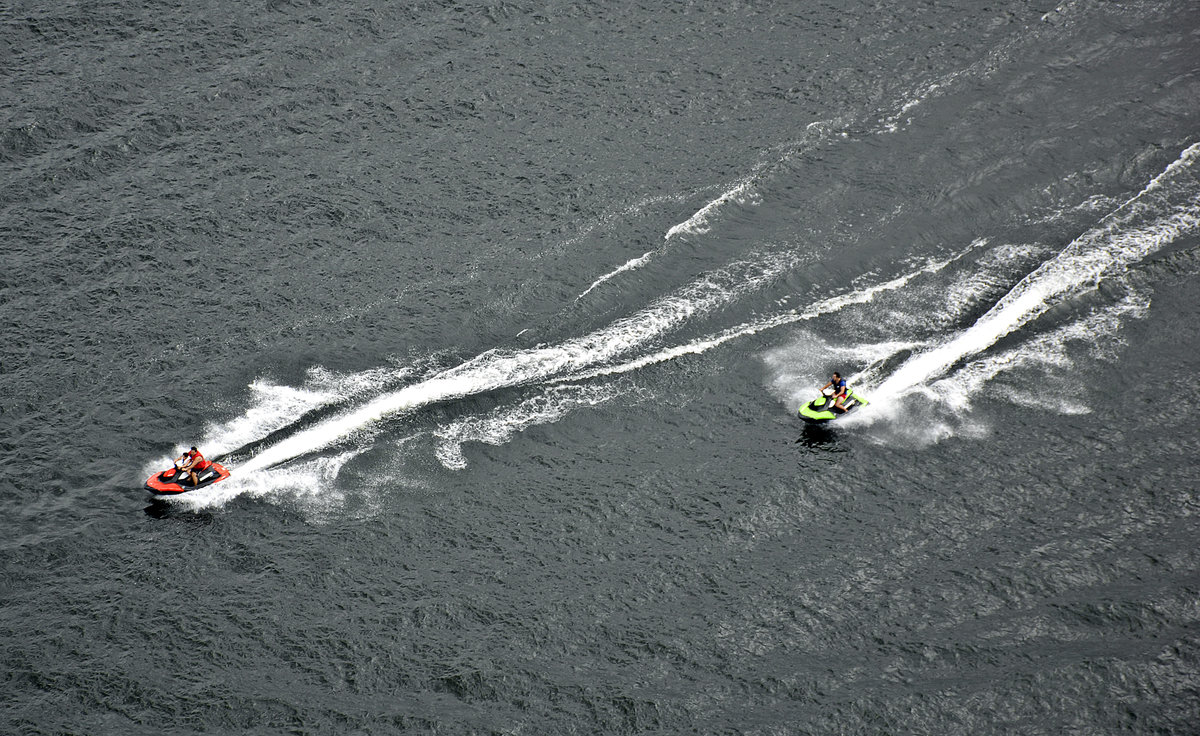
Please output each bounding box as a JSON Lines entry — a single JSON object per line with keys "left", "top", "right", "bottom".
{"left": 798, "top": 387, "right": 869, "bottom": 424}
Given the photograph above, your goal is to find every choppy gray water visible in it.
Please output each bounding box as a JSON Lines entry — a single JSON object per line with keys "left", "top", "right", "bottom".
{"left": 3, "top": 1, "right": 1200, "bottom": 733}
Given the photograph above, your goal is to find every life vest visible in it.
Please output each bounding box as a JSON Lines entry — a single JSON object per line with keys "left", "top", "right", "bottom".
{"left": 187, "top": 450, "right": 211, "bottom": 471}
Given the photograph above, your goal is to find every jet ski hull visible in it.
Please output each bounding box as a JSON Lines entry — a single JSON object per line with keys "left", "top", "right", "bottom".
{"left": 145, "top": 462, "right": 231, "bottom": 495}
{"left": 798, "top": 389, "right": 868, "bottom": 424}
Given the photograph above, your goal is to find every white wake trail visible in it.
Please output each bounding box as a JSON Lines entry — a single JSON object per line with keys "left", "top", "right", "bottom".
{"left": 576, "top": 251, "right": 654, "bottom": 299}
{"left": 237, "top": 252, "right": 797, "bottom": 472}
{"left": 665, "top": 175, "right": 761, "bottom": 240}
{"left": 867, "top": 143, "right": 1200, "bottom": 406}
{"left": 556, "top": 253, "right": 963, "bottom": 384}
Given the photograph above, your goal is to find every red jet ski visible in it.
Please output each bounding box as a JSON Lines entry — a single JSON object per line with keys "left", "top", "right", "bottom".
{"left": 145, "top": 461, "right": 231, "bottom": 495}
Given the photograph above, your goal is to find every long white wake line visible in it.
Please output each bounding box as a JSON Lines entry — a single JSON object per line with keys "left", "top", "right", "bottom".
{"left": 576, "top": 251, "right": 654, "bottom": 300}
{"left": 659, "top": 68, "right": 980, "bottom": 243}
{"left": 665, "top": 175, "right": 760, "bottom": 240}
{"left": 553, "top": 253, "right": 964, "bottom": 385}
{"left": 659, "top": 16, "right": 1090, "bottom": 251}
{"left": 582, "top": 63, "right": 997, "bottom": 299}
{"left": 577, "top": 174, "right": 759, "bottom": 300}
{"left": 867, "top": 143, "right": 1200, "bottom": 404}
{"left": 192, "top": 365, "right": 415, "bottom": 459}
{"left": 931, "top": 291, "right": 1151, "bottom": 414}
{"left": 663, "top": 121, "right": 847, "bottom": 242}
{"left": 237, "top": 251, "right": 799, "bottom": 473}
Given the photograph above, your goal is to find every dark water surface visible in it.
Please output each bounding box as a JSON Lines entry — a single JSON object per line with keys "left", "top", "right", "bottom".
{"left": 3, "top": 1, "right": 1200, "bottom": 733}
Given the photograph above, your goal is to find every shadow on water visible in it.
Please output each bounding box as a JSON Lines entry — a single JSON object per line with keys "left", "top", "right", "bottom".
{"left": 144, "top": 498, "right": 217, "bottom": 523}
{"left": 795, "top": 422, "right": 843, "bottom": 449}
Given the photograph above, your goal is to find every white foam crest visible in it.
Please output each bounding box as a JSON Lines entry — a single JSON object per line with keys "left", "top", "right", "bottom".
{"left": 198, "top": 364, "right": 415, "bottom": 457}
{"left": 932, "top": 292, "right": 1150, "bottom": 413}
{"left": 664, "top": 120, "right": 845, "bottom": 241}
{"left": 541, "top": 191, "right": 693, "bottom": 258}
{"left": 1040, "top": 0, "right": 1085, "bottom": 25}
{"left": 434, "top": 384, "right": 624, "bottom": 470}
{"left": 665, "top": 177, "right": 759, "bottom": 239}
{"left": 764, "top": 336, "right": 926, "bottom": 411}
{"left": 576, "top": 250, "right": 654, "bottom": 299}
{"left": 304, "top": 364, "right": 412, "bottom": 396}
{"left": 198, "top": 380, "right": 339, "bottom": 457}
{"left": 867, "top": 144, "right": 1200, "bottom": 406}
{"left": 844, "top": 292, "right": 1151, "bottom": 444}
{"left": 556, "top": 254, "right": 959, "bottom": 385}
{"left": 935, "top": 241, "right": 1049, "bottom": 321}
{"left": 238, "top": 252, "right": 797, "bottom": 472}
{"left": 878, "top": 80, "right": 949, "bottom": 133}
{"left": 167, "top": 449, "right": 363, "bottom": 512}
{"left": 1030, "top": 193, "right": 1124, "bottom": 225}
{"left": 663, "top": 69, "right": 981, "bottom": 241}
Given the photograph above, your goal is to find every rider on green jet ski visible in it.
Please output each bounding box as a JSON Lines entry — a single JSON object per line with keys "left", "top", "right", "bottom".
{"left": 821, "top": 372, "right": 850, "bottom": 411}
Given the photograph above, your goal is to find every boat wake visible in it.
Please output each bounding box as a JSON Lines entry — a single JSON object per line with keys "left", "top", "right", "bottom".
{"left": 574, "top": 68, "right": 986, "bottom": 302}
{"left": 853, "top": 142, "right": 1200, "bottom": 416}
{"left": 156, "top": 140, "right": 1199, "bottom": 510}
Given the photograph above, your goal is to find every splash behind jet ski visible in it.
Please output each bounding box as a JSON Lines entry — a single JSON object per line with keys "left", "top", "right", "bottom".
{"left": 145, "top": 461, "right": 231, "bottom": 495}
{"left": 798, "top": 387, "right": 869, "bottom": 424}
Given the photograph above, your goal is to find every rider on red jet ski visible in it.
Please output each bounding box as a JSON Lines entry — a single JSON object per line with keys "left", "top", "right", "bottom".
{"left": 174, "top": 447, "right": 211, "bottom": 486}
